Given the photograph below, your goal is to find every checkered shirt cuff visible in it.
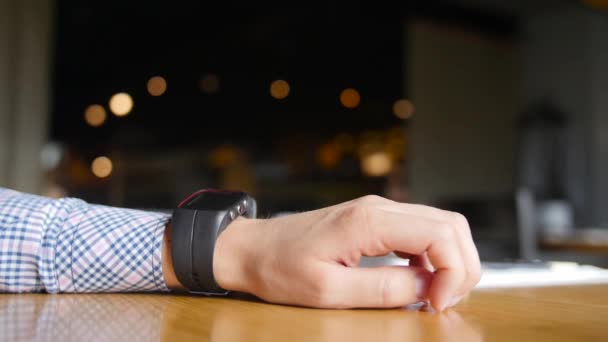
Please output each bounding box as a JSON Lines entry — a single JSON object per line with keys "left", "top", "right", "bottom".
{"left": 0, "top": 187, "right": 170, "bottom": 293}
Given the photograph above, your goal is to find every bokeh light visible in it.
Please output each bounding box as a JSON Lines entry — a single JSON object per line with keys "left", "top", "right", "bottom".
{"left": 361, "top": 151, "right": 393, "bottom": 177}
{"left": 386, "top": 126, "right": 407, "bottom": 161}
{"left": 318, "top": 143, "right": 340, "bottom": 169}
{"left": 84, "top": 104, "right": 107, "bottom": 127}
{"left": 40, "top": 142, "right": 64, "bottom": 171}
{"left": 270, "top": 79, "right": 290, "bottom": 100}
{"left": 200, "top": 73, "right": 220, "bottom": 94}
{"left": 393, "top": 99, "right": 415, "bottom": 119}
{"left": 109, "top": 93, "right": 133, "bottom": 117}
{"left": 91, "top": 156, "right": 113, "bottom": 178}
{"left": 209, "top": 145, "right": 239, "bottom": 168}
{"left": 147, "top": 76, "right": 167, "bottom": 96}
{"left": 583, "top": 0, "right": 608, "bottom": 10}
{"left": 340, "top": 88, "right": 360, "bottom": 109}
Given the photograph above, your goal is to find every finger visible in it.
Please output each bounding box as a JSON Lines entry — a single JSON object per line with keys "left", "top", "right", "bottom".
{"left": 326, "top": 265, "right": 433, "bottom": 308}
{"left": 400, "top": 207, "right": 481, "bottom": 297}
{"left": 379, "top": 203, "right": 481, "bottom": 299}
{"left": 366, "top": 209, "right": 466, "bottom": 311}
{"left": 449, "top": 214, "right": 481, "bottom": 298}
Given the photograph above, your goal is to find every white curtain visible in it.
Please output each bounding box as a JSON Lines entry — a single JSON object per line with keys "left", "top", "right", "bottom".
{"left": 0, "top": 0, "right": 53, "bottom": 193}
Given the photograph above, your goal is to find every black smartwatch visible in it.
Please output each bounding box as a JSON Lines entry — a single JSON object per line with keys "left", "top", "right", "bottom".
{"left": 170, "top": 189, "right": 257, "bottom": 295}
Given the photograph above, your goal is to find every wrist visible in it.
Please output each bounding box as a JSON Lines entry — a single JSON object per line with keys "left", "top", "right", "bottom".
{"left": 213, "top": 217, "right": 258, "bottom": 293}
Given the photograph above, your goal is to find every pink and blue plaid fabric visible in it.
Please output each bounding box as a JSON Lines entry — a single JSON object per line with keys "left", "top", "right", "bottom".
{"left": 0, "top": 187, "right": 169, "bottom": 293}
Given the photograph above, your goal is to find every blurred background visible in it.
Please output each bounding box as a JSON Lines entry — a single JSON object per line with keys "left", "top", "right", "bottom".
{"left": 1, "top": 0, "right": 608, "bottom": 265}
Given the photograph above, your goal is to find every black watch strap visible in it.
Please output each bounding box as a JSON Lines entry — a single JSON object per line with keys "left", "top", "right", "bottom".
{"left": 170, "top": 189, "right": 256, "bottom": 295}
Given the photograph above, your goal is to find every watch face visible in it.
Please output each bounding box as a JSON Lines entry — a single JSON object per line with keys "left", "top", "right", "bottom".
{"left": 180, "top": 190, "right": 246, "bottom": 210}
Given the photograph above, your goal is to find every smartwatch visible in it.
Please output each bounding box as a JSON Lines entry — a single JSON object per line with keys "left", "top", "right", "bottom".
{"left": 170, "top": 189, "right": 257, "bottom": 295}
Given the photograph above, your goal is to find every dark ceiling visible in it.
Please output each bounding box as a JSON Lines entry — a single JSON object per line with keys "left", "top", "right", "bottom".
{"left": 51, "top": 1, "right": 520, "bottom": 151}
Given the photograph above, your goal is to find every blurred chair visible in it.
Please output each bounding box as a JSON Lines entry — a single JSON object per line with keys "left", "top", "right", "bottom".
{"left": 516, "top": 186, "right": 608, "bottom": 267}
{"left": 516, "top": 187, "right": 539, "bottom": 260}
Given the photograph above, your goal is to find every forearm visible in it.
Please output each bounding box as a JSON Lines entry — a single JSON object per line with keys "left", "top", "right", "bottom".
{"left": 0, "top": 186, "right": 246, "bottom": 294}
{"left": 1, "top": 187, "right": 171, "bottom": 293}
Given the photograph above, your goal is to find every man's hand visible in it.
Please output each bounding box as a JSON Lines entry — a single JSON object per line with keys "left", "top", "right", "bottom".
{"left": 212, "top": 195, "right": 481, "bottom": 311}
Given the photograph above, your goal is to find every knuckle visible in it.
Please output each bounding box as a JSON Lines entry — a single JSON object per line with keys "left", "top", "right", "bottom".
{"left": 450, "top": 212, "right": 470, "bottom": 230}
{"left": 338, "top": 202, "right": 371, "bottom": 226}
{"left": 435, "top": 222, "right": 456, "bottom": 241}
{"left": 456, "top": 268, "right": 468, "bottom": 285}
{"left": 356, "top": 194, "right": 384, "bottom": 206}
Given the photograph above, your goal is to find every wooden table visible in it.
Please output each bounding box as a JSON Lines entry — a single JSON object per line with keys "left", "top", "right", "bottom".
{"left": 541, "top": 239, "right": 608, "bottom": 254}
{"left": 541, "top": 229, "right": 608, "bottom": 254}
{"left": 2, "top": 285, "right": 607, "bottom": 341}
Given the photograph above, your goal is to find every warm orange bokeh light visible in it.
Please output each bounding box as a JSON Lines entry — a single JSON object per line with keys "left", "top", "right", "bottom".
{"left": 393, "top": 99, "right": 415, "bottom": 119}
{"left": 582, "top": 0, "right": 608, "bottom": 9}
{"left": 147, "top": 76, "right": 167, "bottom": 96}
{"left": 270, "top": 79, "right": 290, "bottom": 100}
{"left": 340, "top": 88, "right": 360, "bottom": 109}
{"left": 209, "top": 146, "right": 239, "bottom": 168}
{"left": 318, "top": 143, "right": 340, "bottom": 169}
{"left": 91, "top": 156, "right": 113, "bottom": 178}
{"left": 361, "top": 151, "right": 393, "bottom": 177}
{"left": 109, "top": 93, "right": 133, "bottom": 116}
{"left": 84, "top": 104, "right": 107, "bottom": 127}
{"left": 200, "top": 74, "right": 220, "bottom": 94}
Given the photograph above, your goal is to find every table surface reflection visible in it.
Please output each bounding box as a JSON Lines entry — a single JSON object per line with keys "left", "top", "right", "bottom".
{"left": 2, "top": 285, "right": 607, "bottom": 342}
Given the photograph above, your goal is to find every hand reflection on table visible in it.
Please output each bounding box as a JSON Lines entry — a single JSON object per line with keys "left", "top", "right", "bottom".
{"left": 0, "top": 294, "right": 482, "bottom": 342}
{"left": 166, "top": 298, "right": 483, "bottom": 342}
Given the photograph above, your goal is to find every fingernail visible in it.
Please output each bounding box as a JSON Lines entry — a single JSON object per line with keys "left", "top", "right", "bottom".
{"left": 448, "top": 295, "right": 464, "bottom": 308}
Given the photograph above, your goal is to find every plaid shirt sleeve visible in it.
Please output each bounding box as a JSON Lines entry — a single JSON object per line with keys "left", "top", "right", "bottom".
{"left": 0, "top": 187, "right": 170, "bottom": 293}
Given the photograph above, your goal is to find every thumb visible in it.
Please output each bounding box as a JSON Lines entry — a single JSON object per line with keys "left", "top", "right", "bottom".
{"left": 328, "top": 265, "right": 432, "bottom": 308}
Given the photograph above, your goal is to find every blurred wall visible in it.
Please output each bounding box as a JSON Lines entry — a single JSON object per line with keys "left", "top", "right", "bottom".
{"left": 523, "top": 6, "right": 608, "bottom": 226}
{"left": 407, "top": 19, "right": 520, "bottom": 205}
{"left": 0, "top": 0, "right": 53, "bottom": 193}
